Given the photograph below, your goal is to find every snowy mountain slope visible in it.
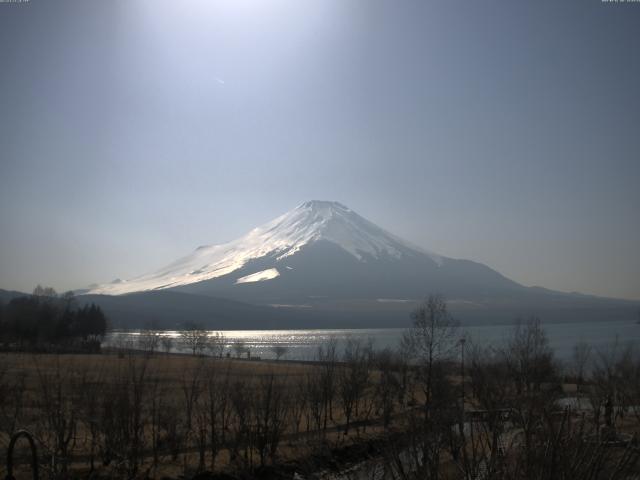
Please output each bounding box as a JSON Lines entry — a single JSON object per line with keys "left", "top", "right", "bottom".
{"left": 172, "top": 236, "right": 524, "bottom": 305}
{"left": 88, "top": 201, "right": 446, "bottom": 295}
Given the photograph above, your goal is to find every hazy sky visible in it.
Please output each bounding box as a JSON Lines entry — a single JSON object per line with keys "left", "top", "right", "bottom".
{"left": 1, "top": 0, "right": 639, "bottom": 300}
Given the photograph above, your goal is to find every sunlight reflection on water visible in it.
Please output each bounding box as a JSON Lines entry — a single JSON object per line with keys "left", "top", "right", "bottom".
{"left": 104, "top": 320, "right": 640, "bottom": 361}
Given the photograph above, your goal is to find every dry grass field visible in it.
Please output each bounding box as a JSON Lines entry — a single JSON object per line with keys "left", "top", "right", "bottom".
{"left": 0, "top": 350, "right": 399, "bottom": 479}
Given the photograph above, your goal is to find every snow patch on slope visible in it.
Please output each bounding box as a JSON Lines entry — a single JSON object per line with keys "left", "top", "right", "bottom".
{"left": 236, "top": 268, "right": 280, "bottom": 284}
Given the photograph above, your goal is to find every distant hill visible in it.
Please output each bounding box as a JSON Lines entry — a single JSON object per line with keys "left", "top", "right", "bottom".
{"left": 76, "top": 288, "right": 638, "bottom": 329}
{"left": 77, "top": 290, "right": 401, "bottom": 330}
{"left": 0, "top": 289, "right": 28, "bottom": 304}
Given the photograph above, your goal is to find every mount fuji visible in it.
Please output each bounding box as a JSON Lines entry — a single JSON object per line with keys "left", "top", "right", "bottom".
{"left": 81, "top": 201, "right": 638, "bottom": 328}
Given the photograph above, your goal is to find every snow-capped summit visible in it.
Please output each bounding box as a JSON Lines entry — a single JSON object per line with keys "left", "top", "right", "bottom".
{"left": 256, "top": 200, "right": 442, "bottom": 263}
{"left": 87, "top": 200, "right": 443, "bottom": 295}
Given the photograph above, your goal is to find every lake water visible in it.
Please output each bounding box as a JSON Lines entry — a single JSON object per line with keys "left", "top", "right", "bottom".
{"left": 105, "top": 319, "right": 640, "bottom": 362}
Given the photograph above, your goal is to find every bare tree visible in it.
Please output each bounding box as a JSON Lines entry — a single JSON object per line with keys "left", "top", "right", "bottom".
{"left": 77, "top": 362, "right": 107, "bottom": 473}
{"left": 229, "top": 379, "right": 253, "bottom": 468}
{"left": 374, "top": 348, "right": 402, "bottom": 429}
{"left": 181, "top": 358, "right": 204, "bottom": 433}
{"left": 472, "top": 350, "right": 640, "bottom": 480}
{"left": 338, "top": 338, "right": 372, "bottom": 435}
{"left": 202, "top": 360, "right": 232, "bottom": 471}
{"left": 503, "top": 317, "right": 556, "bottom": 395}
{"left": 33, "top": 355, "right": 79, "bottom": 477}
{"left": 206, "top": 331, "right": 226, "bottom": 358}
{"left": 148, "top": 375, "right": 164, "bottom": 473}
{"left": 112, "top": 332, "right": 132, "bottom": 358}
{"left": 591, "top": 340, "right": 637, "bottom": 431}
{"left": 33, "top": 284, "right": 58, "bottom": 298}
{"left": 613, "top": 344, "right": 640, "bottom": 423}
{"left": 271, "top": 344, "right": 289, "bottom": 361}
{"left": 502, "top": 318, "right": 560, "bottom": 478}
{"left": 572, "top": 340, "right": 592, "bottom": 384}
{"left": 161, "top": 335, "right": 173, "bottom": 355}
{"left": 253, "top": 374, "right": 290, "bottom": 466}
{"left": 383, "top": 360, "right": 457, "bottom": 480}
{"left": 194, "top": 387, "right": 209, "bottom": 473}
{"left": 158, "top": 402, "right": 183, "bottom": 461}
{"left": 403, "top": 295, "right": 459, "bottom": 411}
{"left": 181, "top": 322, "right": 209, "bottom": 356}
{"left": 385, "top": 296, "right": 461, "bottom": 479}
{"left": 462, "top": 344, "right": 513, "bottom": 478}
{"left": 317, "top": 336, "right": 338, "bottom": 431}
{"left": 0, "top": 357, "right": 27, "bottom": 441}
{"left": 124, "top": 355, "right": 150, "bottom": 477}
{"left": 138, "top": 330, "right": 161, "bottom": 356}
{"left": 232, "top": 340, "right": 247, "bottom": 359}
{"left": 94, "top": 355, "right": 151, "bottom": 476}
{"left": 305, "top": 370, "right": 324, "bottom": 436}
{"left": 289, "top": 374, "right": 308, "bottom": 435}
